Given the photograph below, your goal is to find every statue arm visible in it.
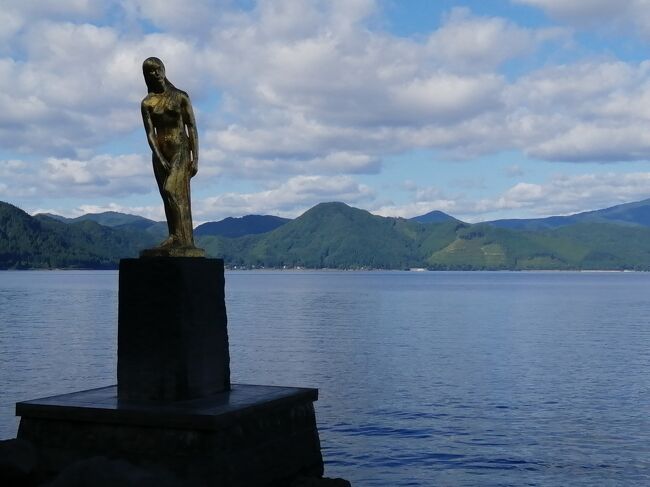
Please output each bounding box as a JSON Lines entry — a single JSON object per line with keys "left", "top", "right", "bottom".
{"left": 141, "top": 101, "right": 170, "bottom": 171}
{"left": 182, "top": 94, "right": 199, "bottom": 177}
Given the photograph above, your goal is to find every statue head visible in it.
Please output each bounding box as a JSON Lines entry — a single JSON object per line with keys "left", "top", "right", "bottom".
{"left": 143, "top": 57, "right": 167, "bottom": 93}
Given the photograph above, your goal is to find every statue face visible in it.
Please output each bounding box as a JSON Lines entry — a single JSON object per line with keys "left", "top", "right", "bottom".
{"left": 145, "top": 63, "right": 165, "bottom": 86}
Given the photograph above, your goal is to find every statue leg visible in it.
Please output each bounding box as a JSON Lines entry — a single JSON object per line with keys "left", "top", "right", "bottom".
{"left": 178, "top": 177, "right": 194, "bottom": 247}
{"left": 153, "top": 158, "right": 175, "bottom": 248}
{"left": 163, "top": 165, "right": 194, "bottom": 247}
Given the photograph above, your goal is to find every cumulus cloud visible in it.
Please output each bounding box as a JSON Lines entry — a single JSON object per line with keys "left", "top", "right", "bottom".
{"left": 426, "top": 7, "right": 567, "bottom": 73}
{"left": 513, "top": 0, "right": 650, "bottom": 35}
{"left": 195, "top": 175, "right": 375, "bottom": 220}
{"left": 4, "top": 0, "right": 104, "bottom": 21}
{"left": 372, "top": 183, "right": 462, "bottom": 219}
{"left": 123, "top": 0, "right": 227, "bottom": 35}
{"left": 528, "top": 125, "right": 650, "bottom": 162}
{"left": 191, "top": 2, "right": 566, "bottom": 173}
{"left": 506, "top": 61, "right": 650, "bottom": 162}
{"left": 374, "top": 172, "right": 650, "bottom": 222}
{"left": 0, "top": 1, "right": 588, "bottom": 171}
{"left": 21, "top": 167, "right": 650, "bottom": 226}
{"left": 206, "top": 20, "right": 507, "bottom": 128}
{"left": 374, "top": 199, "right": 460, "bottom": 220}
{"left": 0, "top": 12, "right": 205, "bottom": 156}
{"left": 3, "top": 1, "right": 650, "bottom": 221}
{"left": 0, "top": 154, "right": 153, "bottom": 200}
{"left": 483, "top": 172, "right": 650, "bottom": 216}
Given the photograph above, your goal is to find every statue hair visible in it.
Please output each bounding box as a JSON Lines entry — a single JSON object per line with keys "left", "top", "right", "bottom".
{"left": 142, "top": 57, "right": 178, "bottom": 93}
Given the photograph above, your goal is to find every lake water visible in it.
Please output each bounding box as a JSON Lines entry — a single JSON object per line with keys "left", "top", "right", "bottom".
{"left": 1, "top": 270, "right": 649, "bottom": 486}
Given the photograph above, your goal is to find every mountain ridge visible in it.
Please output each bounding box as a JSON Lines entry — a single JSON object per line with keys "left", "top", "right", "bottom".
{"left": 38, "top": 197, "right": 650, "bottom": 236}
{"left": 486, "top": 198, "right": 650, "bottom": 230}
{"left": 3, "top": 198, "right": 650, "bottom": 270}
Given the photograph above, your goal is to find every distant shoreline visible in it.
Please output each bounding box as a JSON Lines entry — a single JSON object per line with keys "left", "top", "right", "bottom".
{"left": 0, "top": 267, "right": 645, "bottom": 273}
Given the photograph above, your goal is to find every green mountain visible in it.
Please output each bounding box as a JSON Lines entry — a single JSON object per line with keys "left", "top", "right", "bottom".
{"left": 422, "top": 221, "right": 650, "bottom": 270}
{"left": 0, "top": 202, "right": 157, "bottom": 269}
{"left": 4, "top": 200, "right": 650, "bottom": 270}
{"left": 200, "top": 202, "right": 650, "bottom": 270}
{"left": 38, "top": 210, "right": 152, "bottom": 227}
{"left": 195, "top": 215, "right": 290, "bottom": 238}
{"left": 47, "top": 210, "right": 288, "bottom": 239}
{"left": 200, "top": 202, "right": 431, "bottom": 268}
{"left": 37, "top": 210, "right": 168, "bottom": 240}
{"left": 487, "top": 198, "right": 650, "bottom": 230}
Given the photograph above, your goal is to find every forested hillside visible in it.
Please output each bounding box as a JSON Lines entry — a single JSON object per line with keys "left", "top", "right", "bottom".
{"left": 2, "top": 200, "right": 650, "bottom": 270}
{"left": 0, "top": 202, "right": 156, "bottom": 269}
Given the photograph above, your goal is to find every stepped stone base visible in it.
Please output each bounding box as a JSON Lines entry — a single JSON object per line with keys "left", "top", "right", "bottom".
{"left": 16, "top": 384, "right": 323, "bottom": 487}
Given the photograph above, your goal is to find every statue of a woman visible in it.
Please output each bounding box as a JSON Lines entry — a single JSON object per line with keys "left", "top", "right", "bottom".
{"left": 140, "top": 57, "right": 204, "bottom": 257}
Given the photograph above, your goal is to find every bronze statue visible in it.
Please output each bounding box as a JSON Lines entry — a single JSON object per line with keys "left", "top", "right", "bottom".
{"left": 140, "top": 57, "right": 204, "bottom": 257}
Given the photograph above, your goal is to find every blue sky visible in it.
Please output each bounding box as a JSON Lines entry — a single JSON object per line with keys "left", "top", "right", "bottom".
{"left": 2, "top": 0, "right": 650, "bottom": 223}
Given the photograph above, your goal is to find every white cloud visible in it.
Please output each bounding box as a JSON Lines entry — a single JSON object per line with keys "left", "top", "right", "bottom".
{"left": 195, "top": 175, "right": 375, "bottom": 220}
{"left": 3, "top": 1, "right": 650, "bottom": 220}
{"left": 426, "top": 7, "right": 567, "bottom": 73}
{"left": 484, "top": 172, "right": 650, "bottom": 217}
{"left": 373, "top": 172, "right": 650, "bottom": 222}
{"left": 514, "top": 0, "right": 625, "bottom": 19}
{"left": 0, "top": 16, "right": 203, "bottom": 156}
{"left": 513, "top": 0, "right": 650, "bottom": 37}
{"left": 0, "top": 154, "right": 153, "bottom": 199}
{"left": 374, "top": 199, "right": 460, "bottom": 219}
{"left": 125, "top": 0, "right": 222, "bottom": 34}
{"left": 390, "top": 73, "right": 504, "bottom": 123}
{"left": 506, "top": 61, "right": 650, "bottom": 162}
{"left": 0, "top": 10, "right": 24, "bottom": 47}
{"left": 528, "top": 125, "right": 650, "bottom": 162}
{"left": 227, "top": 151, "right": 383, "bottom": 177}
{"left": 4, "top": 0, "right": 104, "bottom": 20}
{"left": 194, "top": 3, "right": 563, "bottom": 173}
{"left": 0, "top": 1, "right": 581, "bottom": 179}
{"left": 372, "top": 183, "right": 460, "bottom": 219}
{"left": 40, "top": 154, "right": 153, "bottom": 196}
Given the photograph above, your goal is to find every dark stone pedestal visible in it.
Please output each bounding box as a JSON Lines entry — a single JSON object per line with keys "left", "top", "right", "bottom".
{"left": 16, "top": 385, "right": 323, "bottom": 487}
{"left": 15, "top": 256, "right": 327, "bottom": 486}
{"left": 118, "top": 258, "right": 230, "bottom": 401}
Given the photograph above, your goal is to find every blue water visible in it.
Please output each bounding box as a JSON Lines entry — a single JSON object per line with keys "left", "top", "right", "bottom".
{"left": 1, "top": 270, "right": 650, "bottom": 485}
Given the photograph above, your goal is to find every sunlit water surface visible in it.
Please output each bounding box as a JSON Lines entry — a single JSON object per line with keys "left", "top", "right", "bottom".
{"left": 1, "top": 270, "right": 649, "bottom": 486}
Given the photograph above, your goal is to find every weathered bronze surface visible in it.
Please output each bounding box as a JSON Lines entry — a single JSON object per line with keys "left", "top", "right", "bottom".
{"left": 140, "top": 57, "right": 204, "bottom": 257}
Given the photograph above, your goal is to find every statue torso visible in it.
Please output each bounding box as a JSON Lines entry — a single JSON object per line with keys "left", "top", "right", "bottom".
{"left": 143, "top": 91, "right": 187, "bottom": 161}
